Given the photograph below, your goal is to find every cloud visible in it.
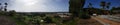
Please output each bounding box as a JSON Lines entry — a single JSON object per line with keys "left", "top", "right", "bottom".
{"left": 7, "top": 0, "right": 68, "bottom": 12}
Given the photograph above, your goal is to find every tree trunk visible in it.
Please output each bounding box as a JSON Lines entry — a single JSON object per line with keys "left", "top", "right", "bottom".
{"left": 69, "top": 0, "right": 85, "bottom": 17}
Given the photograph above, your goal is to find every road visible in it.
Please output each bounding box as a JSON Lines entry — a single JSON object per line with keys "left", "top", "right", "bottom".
{"left": 92, "top": 15, "right": 120, "bottom": 25}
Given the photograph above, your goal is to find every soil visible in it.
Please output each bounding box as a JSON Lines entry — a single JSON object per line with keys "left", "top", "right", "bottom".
{"left": 0, "top": 16, "right": 16, "bottom": 25}
{"left": 77, "top": 18, "right": 103, "bottom": 25}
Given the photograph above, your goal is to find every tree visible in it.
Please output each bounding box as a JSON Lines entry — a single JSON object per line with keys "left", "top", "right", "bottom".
{"left": 106, "top": 2, "right": 111, "bottom": 9}
{"left": 44, "top": 17, "right": 53, "bottom": 23}
{"left": 100, "top": 1, "right": 106, "bottom": 9}
{"left": 80, "top": 14, "right": 91, "bottom": 19}
{"left": 0, "top": 3, "right": 2, "bottom": 11}
{"left": 88, "top": 3, "right": 93, "bottom": 8}
{"left": 4, "top": 3, "right": 8, "bottom": 11}
{"left": 8, "top": 10, "right": 16, "bottom": 16}
{"left": 69, "top": 0, "right": 85, "bottom": 17}
{"left": 100, "top": 1, "right": 111, "bottom": 10}
{"left": 0, "top": 3, "right": 1, "bottom": 5}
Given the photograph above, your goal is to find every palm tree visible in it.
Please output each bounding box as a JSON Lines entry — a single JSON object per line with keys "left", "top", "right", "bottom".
{"left": 4, "top": 3, "right": 8, "bottom": 11}
{"left": 106, "top": 2, "right": 111, "bottom": 9}
{"left": 0, "top": 3, "right": 3, "bottom": 11}
{"left": 0, "top": 3, "right": 1, "bottom": 5}
{"left": 100, "top": 1, "right": 106, "bottom": 9}
{"left": 88, "top": 3, "right": 93, "bottom": 8}
{"left": 0, "top": 3, "right": 1, "bottom": 10}
{"left": 100, "top": 1, "right": 111, "bottom": 14}
{"left": 69, "top": 0, "right": 85, "bottom": 17}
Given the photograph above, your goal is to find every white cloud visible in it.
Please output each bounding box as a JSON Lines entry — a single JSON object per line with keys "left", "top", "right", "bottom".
{"left": 8, "top": 0, "right": 68, "bottom": 12}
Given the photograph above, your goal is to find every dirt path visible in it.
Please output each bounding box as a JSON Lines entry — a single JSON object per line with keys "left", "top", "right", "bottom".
{"left": 93, "top": 16, "right": 120, "bottom": 25}
{"left": 77, "top": 18, "right": 103, "bottom": 25}
{"left": 0, "top": 16, "right": 16, "bottom": 25}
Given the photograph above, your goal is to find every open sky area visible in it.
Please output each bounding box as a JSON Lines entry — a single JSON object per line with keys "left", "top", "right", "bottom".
{"left": 0, "top": 0, "right": 120, "bottom": 12}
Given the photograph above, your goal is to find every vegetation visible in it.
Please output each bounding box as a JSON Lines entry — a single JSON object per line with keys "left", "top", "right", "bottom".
{"left": 100, "top": 1, "right": 106, "bottom": 9}
{"left": 100, "top": 1, "right": 111, "bottom": 10}
{"left": 69, "top": 0, "right": 85, "bottom": 17}
{"left": 80, "top": 14, "right": 91, "bottom": 19}
{"left": 0, "top": 0, "right": 118, "bottom": 25}
{"left": 88, "top": 3, "right": 93, "bottom": 8}
{"left": 4, "top": 3, "right": 8, "bottom": 11}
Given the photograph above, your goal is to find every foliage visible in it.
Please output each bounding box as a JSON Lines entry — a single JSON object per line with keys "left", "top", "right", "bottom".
{"left": 88, "top": 3, "right": 93, "bottom": 8}
{"left": 8, "top": 10, "right": 16, "bottom": 16}
{"left": 80, "top": 14, "right": 91, "bottom": 19}
{"left": 100, "top": 1, "right": 111, "bottom": 10}
{"left": 100, "top": 1, "right": 106, "bottom": 9}
{"left": 62, "top": 17, "right": 79, "bottom": 25}
{"left": 44, "top": 17, "right": 54, "bottom": 23}
{"left": 69, "top": 0, "right": 86, "bottom": 17}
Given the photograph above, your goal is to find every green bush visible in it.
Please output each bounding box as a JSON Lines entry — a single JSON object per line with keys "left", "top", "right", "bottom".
{"left": 80, "top": 14, "right": 91, "bottom": 19}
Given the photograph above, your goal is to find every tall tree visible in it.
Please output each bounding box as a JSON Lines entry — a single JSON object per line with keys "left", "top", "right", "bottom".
{"left": 0, "top": 3, "right": 1, "bottom": 5}
{"left": 88, "top": 3, "right": 93, "bottom": 8}
{"left": 4, "top": 3, "right": 8, "bottom": 11}
{"left": 106, "top": 2, "right": 111, "bottom": 9}
{"left": 100, "top": 1, "right": 106, "bottom": 9}
{"left": 69, "top": 0, "right": 85, "bottom": 17}
{"left": 0, "top": 3, "right": 1, "bottom": 11}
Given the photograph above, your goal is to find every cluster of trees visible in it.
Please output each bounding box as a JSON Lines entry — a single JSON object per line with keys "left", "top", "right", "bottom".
{"left": 100, "top": 1, "right": 111, "bottom": 9}
{"left": 69, "top": 0, "right": 114, "bottom": 19}
{"left": 0, "top": 3, "right": 8, "bottom": 11}
{"left": 88, "top": 1, "right": 111, "bottom": 10}
{"left": 10, "top": 13, "right": 81, "bottom": 25}
{"left": 69, "top": 0, "right": 85, "bottom": 17}
{"left": 69, "top": 0, "right": 92, "bottom": 19}
{"left": 9, "top": 13, "right": 62, "bottom": 25}
{"left": 86, "top": 1, "right": 112, "bottom": 15}
{"left": 0, "top": 3, "right": 13, "bottom": 15}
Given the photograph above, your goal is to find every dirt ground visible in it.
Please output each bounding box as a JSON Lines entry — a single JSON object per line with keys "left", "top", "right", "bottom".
{"left": 77, "top": 18, "right": 103, "bottom": 25}
{"left": 94, "top": 16, "right": 120, "bottom": 25}
{"left": 0, "top": 16, "right": 16, "bottom": 25}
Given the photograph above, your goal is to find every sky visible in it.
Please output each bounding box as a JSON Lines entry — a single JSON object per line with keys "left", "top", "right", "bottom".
{"left": 0, "top": 0, "right": 69, "bottom": 12}
{"left": 84, "top": 0, "right": 120, "bottom": 10}
{"left": 0, "top": 0, "right": 120, "bottom": 12}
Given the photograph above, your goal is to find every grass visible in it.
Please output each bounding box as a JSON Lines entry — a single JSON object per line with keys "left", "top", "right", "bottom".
{"left": 9, "top": 15, "right": 28, "bottom": 25}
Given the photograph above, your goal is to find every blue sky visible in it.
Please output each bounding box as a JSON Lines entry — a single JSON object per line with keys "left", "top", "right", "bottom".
{"left": 84, "top": 0, "right": 120, "bottom": 9}
{"left": 0, "top": 0, "right": 69, "bottom": 12}
{"left": 0, "top": 0, "right": 120, "bottom": 12}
